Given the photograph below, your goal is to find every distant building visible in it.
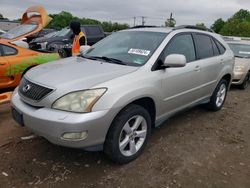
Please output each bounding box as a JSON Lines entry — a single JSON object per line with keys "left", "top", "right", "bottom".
{"left": 0, "top": 20, "right": 20, "bottom": 31}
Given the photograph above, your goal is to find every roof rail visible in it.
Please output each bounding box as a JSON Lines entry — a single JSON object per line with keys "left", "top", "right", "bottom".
{"left": 173, "top": 25, "right": 214, "bottom": 33}
{"left": 130, "top": 25, "right": 158, "bottom": 29}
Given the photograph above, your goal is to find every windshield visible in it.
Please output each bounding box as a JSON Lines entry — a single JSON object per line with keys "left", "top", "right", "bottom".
{"left": 1, "top": 23, "right": 38, "bottom": 40}
{"left": 228, "top": 43, "right": 250, "bottom": 58}
{"left": 54, "top": 28, "right": 71, "bottom": 37}
{"left": 85, "top": 31, "right": 167, "bottom": 66}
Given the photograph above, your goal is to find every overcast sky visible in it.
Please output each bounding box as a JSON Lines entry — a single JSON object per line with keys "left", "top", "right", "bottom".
{"left": 0, "top": 0, "right": 249, "bottom": 27}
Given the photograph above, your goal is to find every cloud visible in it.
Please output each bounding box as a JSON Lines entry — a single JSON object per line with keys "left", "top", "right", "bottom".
{"left": 0, "top": 0, "right": 249, "bottom": 26}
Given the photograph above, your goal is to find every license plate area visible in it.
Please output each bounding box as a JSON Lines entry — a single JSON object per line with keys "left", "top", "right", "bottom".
{"left": 12, "top": 107, "right": 24, "bottom": 127}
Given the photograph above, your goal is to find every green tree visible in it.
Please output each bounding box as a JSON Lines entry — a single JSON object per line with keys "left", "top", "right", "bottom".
{"left": 47, "top": 11, "right": 129, "bottom": 32}
{"left": 0, "top": 13, "right": 8, "bottom": 20}
{"left": 196, "top": 23, "right": 206, "bottom": 30}
{"left": 165, "top": 18, "right": 176, "bottom": 27}
{"left": 211, "top": 18, "right": 225, "bottom": 33}
{"left": 218, "top": 9, "right": 250, "bottom": 37}
{"left": 47, "top": 11, "right": 74, "bottom": 30}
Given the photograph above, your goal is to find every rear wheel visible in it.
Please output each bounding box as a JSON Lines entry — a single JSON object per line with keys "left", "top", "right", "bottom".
{"left": 206, "top": 79, "right": 228, "bottom": 111}
{"left": 104, "top": 104, "right": 151, "bottom": 164}
{"left": 239, "top": 72, "right": 249, "bottom": 90}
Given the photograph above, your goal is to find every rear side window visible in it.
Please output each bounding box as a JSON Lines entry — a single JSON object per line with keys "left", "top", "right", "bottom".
{"left": 84, "top": 26, "right": 102, "bottom": 36}
{"left": 214, "top": 39, "right": 226, "bottom": 54}
{"left": 194, "top": 34, "right": 214, "bottom": 59}
{"left": 162, "top": 34, "right": 196, "bottom": 62}
{"left": 211, "top": 38, "right": 220, "bottom": 56}
{"left": 2, "top": 45, "right": 17, "bottom": 56}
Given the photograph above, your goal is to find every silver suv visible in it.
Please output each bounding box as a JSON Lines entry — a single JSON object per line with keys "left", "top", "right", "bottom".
{"left": 11, "top": 26, "right": 234, "bottom": 164}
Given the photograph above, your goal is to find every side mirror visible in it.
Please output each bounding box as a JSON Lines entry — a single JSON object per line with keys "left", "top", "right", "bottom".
{"left": 163, "top": 54, "right": 187, "bottom": 68}
{"left": 80, "top": 45, "right": 91, "bottom": 55}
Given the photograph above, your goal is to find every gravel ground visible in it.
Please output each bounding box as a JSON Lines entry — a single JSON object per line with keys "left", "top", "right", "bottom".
{"left": 0, "top": 86, "right": 250, "bottom": 188}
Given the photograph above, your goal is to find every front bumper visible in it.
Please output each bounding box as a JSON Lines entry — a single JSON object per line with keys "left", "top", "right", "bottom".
{"left": 232, "top": 72, "right": 247, "bottom": 85}
{"left": 11, "top": 91, "right": 117, "bottom": 149}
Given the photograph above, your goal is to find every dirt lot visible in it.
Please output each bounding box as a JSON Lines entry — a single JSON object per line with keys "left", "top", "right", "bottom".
{"left": 0, "top": 87, "right": 250, "bottom": 188}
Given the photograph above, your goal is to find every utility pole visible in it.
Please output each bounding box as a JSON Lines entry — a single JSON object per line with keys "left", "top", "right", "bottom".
{"left": 133, "top": 17, "right": 136, "bottom": 27}
{"left": 170, "top": 13, "right": 173, "bottom": 24}
{"left": 141, "top": 16, "right": 146, "bottom": 26}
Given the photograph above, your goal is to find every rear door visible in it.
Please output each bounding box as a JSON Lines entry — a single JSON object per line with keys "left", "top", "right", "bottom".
{"left": 192, "top": 33, "right": 224, "bottom": 97}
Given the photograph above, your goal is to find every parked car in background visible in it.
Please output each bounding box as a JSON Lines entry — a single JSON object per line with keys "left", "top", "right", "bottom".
{"left": 26, "top": 28, "right": 57, "bottom": 43}
{"left": 224, "top": 36, "right": 250, "bottom": 89}
{"left": 29, "top": 25, "right": 106, "bottom": 57}
{"left": 0, "top": 6, "right": 60, "bottom": 90}
{"left": 12, "top": 26, "right": 234, "bottom": 164}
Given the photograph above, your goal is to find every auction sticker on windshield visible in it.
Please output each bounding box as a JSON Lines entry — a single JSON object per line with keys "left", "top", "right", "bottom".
{"left": 128, "top": 48, "right": 150, "bottom": 56}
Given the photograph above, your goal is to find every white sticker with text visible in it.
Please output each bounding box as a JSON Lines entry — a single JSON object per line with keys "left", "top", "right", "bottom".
{"left": 128, "top": 48, "right": 151, "bottom": 56}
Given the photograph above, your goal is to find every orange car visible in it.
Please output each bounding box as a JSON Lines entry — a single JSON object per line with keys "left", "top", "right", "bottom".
{"left": 0, "top": 6, "right": 60, "bottom": 90}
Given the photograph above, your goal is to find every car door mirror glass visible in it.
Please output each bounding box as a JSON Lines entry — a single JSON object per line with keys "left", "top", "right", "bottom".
{"left": 163, "top": 54, "right": 187, "bottom": 68}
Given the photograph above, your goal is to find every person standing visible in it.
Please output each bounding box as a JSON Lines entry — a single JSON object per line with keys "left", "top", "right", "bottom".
{"left": 70, "top": 21, "right": 87, "bottom": 56}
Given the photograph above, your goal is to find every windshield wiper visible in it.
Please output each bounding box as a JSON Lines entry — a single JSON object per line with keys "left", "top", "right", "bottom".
{"left": 235, "top": 55, "right": 244, "bottom": 58}
{"left": 235, "top": 55, "right": 250, "bottom": 59}
{"left": 83, "top": 55, "right": 127, "bottom": 65}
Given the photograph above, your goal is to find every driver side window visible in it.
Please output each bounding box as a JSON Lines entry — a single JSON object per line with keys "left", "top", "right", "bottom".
{"left": 161, "top": 34, "right": 196, "bottom": 63}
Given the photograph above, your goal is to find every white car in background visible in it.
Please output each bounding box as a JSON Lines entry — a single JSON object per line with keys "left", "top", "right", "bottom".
{"left": 224, "top": 36, "right": 250, "bottom": 89}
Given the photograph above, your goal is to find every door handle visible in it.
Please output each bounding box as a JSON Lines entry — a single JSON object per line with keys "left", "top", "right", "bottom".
{"left": 220, "top": 59, "right": 224, "bottom": 64}
{"left": 194, "top": 66, "right": 201, "bottom": 72}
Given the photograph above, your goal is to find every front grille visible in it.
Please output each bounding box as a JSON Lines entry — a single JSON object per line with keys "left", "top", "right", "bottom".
{"left": 19, "top": 78, "right": 53, "bottom": 101}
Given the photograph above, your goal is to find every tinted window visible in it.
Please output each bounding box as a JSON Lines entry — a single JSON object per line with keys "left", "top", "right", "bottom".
{"left": 2, "top": 45, "right": 17, "bottom": 56}
{"left": 228, "top": 43, "right": 250, "bottom": 58}
{"left": 84, "top": 26, "right": 102, "bottom": 36}
{"left": 215, "top": 39, "right": 226, "bottom": 54}
{"left": 211, "top": 38, "right": 220, "bottom": 56}
{"left": 162, "top": 34, "right": 196, "bottom": 62}
{"left": 194, "top": 34, "right": 214, "bottom": 59}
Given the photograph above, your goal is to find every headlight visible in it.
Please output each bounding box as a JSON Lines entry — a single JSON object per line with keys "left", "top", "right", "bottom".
{"left": 234, "top": 65, "right": 245, "bottom": 73}
{"left": 52, "top": 88, "right": 107, "bottom": 113}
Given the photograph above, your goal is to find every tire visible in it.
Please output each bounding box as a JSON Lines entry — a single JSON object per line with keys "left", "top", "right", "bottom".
{"left": 206, "top": 79, "right": 228, "bottom": 111}
{"left": 104, "top": 104, "right": 151, "bottom": 164}
{"left": 239, "top": 72, "right": 249, "bottom": 90}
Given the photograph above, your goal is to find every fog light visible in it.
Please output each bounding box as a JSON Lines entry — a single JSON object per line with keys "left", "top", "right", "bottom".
{"left": 61, "top": 131, "right": 88, "bottom": 141}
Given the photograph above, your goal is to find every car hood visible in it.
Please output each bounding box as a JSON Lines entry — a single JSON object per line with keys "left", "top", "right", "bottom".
{"left": 25, "top": 56, "right": 139, "bottom": 91}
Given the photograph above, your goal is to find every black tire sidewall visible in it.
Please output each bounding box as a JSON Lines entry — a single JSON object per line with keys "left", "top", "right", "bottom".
{"left": 239, "top": 73, "right": 249, "bottom": 90}
{"left": 104, "top": 104, "right": 151, "bottom": 164}
{"left": 208, "top": 79, "right": 228, "bottom": 111}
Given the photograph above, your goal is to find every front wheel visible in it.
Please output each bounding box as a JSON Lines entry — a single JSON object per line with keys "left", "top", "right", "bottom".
{"left": 104, "top": 104, "right": 151, "bottom": 164}
{"left": 206, "top": 79, "right": 228, "bottom": 111}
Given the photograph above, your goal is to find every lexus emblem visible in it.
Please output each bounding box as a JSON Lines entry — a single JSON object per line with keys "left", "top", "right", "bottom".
{"left": 23, "top": 84, "right": 31, "bottom": 92}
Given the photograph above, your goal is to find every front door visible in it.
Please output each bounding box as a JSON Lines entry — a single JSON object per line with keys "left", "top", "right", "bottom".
{"left": 158, "top": 33, "right": 203, "bottom": 115}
